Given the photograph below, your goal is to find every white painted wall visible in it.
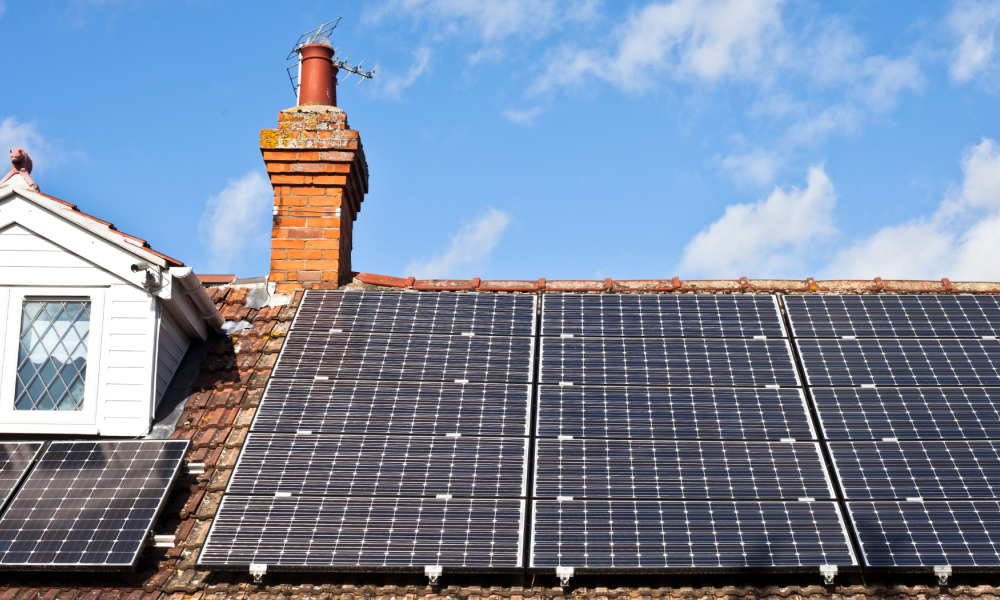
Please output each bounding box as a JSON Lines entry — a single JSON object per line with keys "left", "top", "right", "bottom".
{"left": 156, "top": 305, "right": 190, "bottom": 407}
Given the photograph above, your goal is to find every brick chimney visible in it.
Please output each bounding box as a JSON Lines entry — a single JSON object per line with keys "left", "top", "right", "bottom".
{"left": 261, "top": 43, "right": 369, "bottom": 292}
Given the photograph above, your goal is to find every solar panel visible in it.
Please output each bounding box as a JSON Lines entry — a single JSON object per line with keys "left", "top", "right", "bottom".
{"left": 534, "top": 440, "right": 833, "bottom": 500}
{"left": 530, "top": 500, "right": 857, "bottom": 569}
{"left": 536, "top": 385, "right": 814, "bottom": 440}
{"left": 0, "top": 440, "right": 188, "bottom": 569}
{"left": 199, "top": 496, "right": 525, "bottom": 569}
{"left": 812, "top": 387, "right": 1000, "bottom": 440}
{"left": 229, "top": 433, "right": 529, "bottom": 498}
{"left": 253, "top": 379, "right": 531, "bottom": 437}
{"left": 828, "top": 440, "right": 1000, "bottom": 500}
{"left": 541, "top": 294, "right": 786, "bottom": 338}
{"left": 294, "top": 290, "right": 538, "bottom": 337}
{"left": 540, "top": 338, "right": 800, "bottom": 387}
{"left": 796, "top": 339, "right": 1000, "bottom": 386}
{"left": 848, "top": 501, "right": 1000, "bottom": 567}
{"left": 0, "top": 442, "right": 43, "bottom": 508}
{"left": 785, "top": 294, "right": 1000, "bottom": 339}
{"left": 275, "top": 331, "right": 535, "bottom": 383}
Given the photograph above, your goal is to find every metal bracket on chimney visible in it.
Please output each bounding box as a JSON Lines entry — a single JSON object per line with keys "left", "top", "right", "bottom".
{"left": 250, "top": 563, "right": 267, "bottom": 583}
{"left": 934, "top": 565, "right": 952, "bottom": 586}
{"left": 819, "top": 564, "right": 837, "bottom": 585}
{"left": 556, "top": 566, "right": 574, "bottom": 587}
{"left": 425, "top": 565, "right": 442, "bottom": 585}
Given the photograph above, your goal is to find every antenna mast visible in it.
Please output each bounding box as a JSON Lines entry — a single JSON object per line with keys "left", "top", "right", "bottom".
{"left": 287, "top": 19, "right": 378, "bottom": 103}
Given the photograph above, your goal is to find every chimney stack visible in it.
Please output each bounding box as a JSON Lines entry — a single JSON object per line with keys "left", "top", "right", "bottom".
{"left": 261, "top": 41, "right": 368, "bottom": 292}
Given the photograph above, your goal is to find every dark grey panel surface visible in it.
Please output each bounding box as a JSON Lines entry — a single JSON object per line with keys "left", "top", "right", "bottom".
{"left": 796, "top": 339, "right": 1000, "bottom": 386}
{"left": 540, "top": 338, "right": 799, "bottom": 387}
{"left": 229, "top": 433, "right": 528, "bottom": 498}
{"left": 275, "top": 332, "right": 535, "bottom": 384}
{"left": 253, "top": 379, "right": 531, "bottom": 437}
{"left": 785, "top": 294, "right": 1000, "bottom": 339}
{"left": 534, "top": 440, "right": 833, "bottom": 500}
{"left": 531, "top": 500, "right": 856, "bottom": 569}
{"left": 812, "top": 387, "right": 1000, "bottom": 440}
{"left": 541, "top": 294, "right": 785, "bottom": 338}
{"left": 0, "top": 442, "right": 43, "bottom": 508}
{"left": 199, "top": 496, "right": 525, "bottom": 568}
{"left": 536, "top": 385, "right": 814, "bottom": 440}
{"left": 829, "top": 440, "right": 1000, "bottom": 500}
{"left": 0, "top": 440, "right": 188, "bottom": 569}
{"left": 294, "top": 290, "right": 537, "bottom": 337}
{"left": 849, "top": 501, "right": 1000, "bottom": 567}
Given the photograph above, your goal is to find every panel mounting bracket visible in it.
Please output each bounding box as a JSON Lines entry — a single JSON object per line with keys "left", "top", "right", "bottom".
{"left": 250, "top": 564, "right": 267, "bottom": 583}
{"left": 934, "top": 565, "right": 952, "bottom": 586}
{"left": 556, "top": 566, "right": 574, "bottom": 587}
{"left": 819, "top": 564, "right": 837, "bottom": 585}
{"left": 425, "top": 565, "right": 442, "bottom": 585}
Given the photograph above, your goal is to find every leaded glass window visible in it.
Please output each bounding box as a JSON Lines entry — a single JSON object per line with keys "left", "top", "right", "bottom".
{"left": 15, "top": 300, "right": 91, "bottom": 411}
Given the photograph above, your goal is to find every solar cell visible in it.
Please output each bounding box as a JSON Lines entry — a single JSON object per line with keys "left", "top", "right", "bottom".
{"left": 293, "top": 290, "right": 537, "bottom": 337}
{"left": 828, "top": 440, "right": 1000, "bottom": 500}
{"left": 540, "top": 338, "right": 800, "bottom": 387}
{"left": 0, "top": 440, "right": 188, "bottom": 569}
{"left": 785, "top": 294, "right": 1000, "bottom": 339}
{"left": 534, "top": 440, "right": 834, "bottom": 500}
{"left": 848, "top": 501, "right": 1000, "bottom": 567}
{"left": 199, "top": 496, "right": 525, "bottom": 569}
{"left": 812, "top": 387, "right": 1000, "bottom": 440}
{"left": 530, "top": 500, "right": 857, "bottom": 569}
{"left": 229, "top": 433, "right": 529, "bottom": 498}
{"left": 541, "top": 294, "right": 786, "bottom": 338}
{"left": 536, "top": 385, "right": 814, "bottom": 440}
{"left": 0, "top": 442, "right": 43, "bottom": 508}
{"left": 275, "top": 331, "right": 535, "bottom": 383}
{"left": 253, "top": 379, "right": 531, "bottom": 437}
{"left": 796, "top": 339, "right": 1000, "bottom": 386}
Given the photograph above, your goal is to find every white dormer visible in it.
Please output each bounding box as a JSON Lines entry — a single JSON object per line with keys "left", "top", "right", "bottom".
{"left": 0, "top": 173, "right": 222, "bottom": 436}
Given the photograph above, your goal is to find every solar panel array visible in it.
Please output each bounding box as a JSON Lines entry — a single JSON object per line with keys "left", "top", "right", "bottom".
{"left": 532, "top": 294, "right": 855, "bottom": 572}
{"left": 788, "top": 294, "right": 1000, "bottom": 572}
{"left": 200, "top": 290, "right": 536, "bottom": 570}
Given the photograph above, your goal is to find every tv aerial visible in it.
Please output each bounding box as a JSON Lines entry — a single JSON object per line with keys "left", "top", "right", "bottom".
{"left": 287, "top": 18, "right": 379, "bottom": 98}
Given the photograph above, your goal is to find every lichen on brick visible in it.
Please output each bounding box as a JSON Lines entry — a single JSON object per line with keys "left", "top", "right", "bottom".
{"left": 259, "top": 129, "right": 279, "bottom": 149}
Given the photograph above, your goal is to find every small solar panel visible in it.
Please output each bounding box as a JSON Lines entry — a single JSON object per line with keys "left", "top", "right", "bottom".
{"left": 541, "top": 294, "right": 786, "bottom": 338}
{"left": 536, "top": 385, "right": 814, "bottom": 440}
{"left": 294, "top": 290, "right": 537, "bottom": 337}
{"left": 828, "top": 440, "right": 1000, "bottom": 500}
{"left": 275, "top": 331, "right": 535, "bottom": 383}
{"left": 254, "top": 379, "right": 531, "bottom": 437}
{"left": 0, "top": 442, "right": 43, "bottom": 508}
{"left": 848, "top": 501, "right": 1000, "bottom": 567}
{"left": 530, "top": 500, "right": 857, "bottom": 569}
{"left": 812, "top": 387, "right": 1000, "bottom": 440}
{"left": 540, "top": 338, "right": 800, "bottom": 387}
{"left": 796, "top": 339, "right": 1000, "bottom": 386}
{"left": 534, "top": 440, "right": 834, "bottom": 500}
{"left": 785, "top": 294, "right": 1000, "bottom": 339}
{"left": 0, "top": 440, "right": 188, "bottom": 569}
{"left": 229, "top": 433, "right": 529, "bottom": 498}
{"left": 199, "top": 496, "right": 525, "bottom": 569}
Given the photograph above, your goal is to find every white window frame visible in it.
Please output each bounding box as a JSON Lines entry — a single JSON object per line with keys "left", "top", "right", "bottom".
{"left": 0, "top": 287, "right": 106, "bottom": 427}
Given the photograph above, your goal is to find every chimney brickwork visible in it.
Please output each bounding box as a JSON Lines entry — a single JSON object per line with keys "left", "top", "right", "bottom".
{"left": 261, "top": 105, "right": 369, "bottom": 292}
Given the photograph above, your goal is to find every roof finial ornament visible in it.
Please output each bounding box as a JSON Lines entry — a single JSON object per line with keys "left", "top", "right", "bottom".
{"left": 0, "top": 148, "right": 39, "bottom": 191}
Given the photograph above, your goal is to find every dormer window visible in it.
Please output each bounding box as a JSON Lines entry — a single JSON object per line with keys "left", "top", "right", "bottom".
{"left": 16, "top": 299, "right": 91, "bottom": 411}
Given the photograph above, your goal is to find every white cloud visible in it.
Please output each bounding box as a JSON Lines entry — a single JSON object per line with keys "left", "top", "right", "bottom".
{"left": 720, "top": 149, "right": 782, "bottom": 186}
{"left": 503, "top": 105, "right": 542, "bottom": 125}
{"left": 676, "top": 165, "right": 837, "bottom": 278}
{"left": 948, "top": 0, "right": 1000, "bottom": 83}
{"left": 0, "top": 1, "right": 6, "bottom": 18}
{"left": 406, "top": 208, "right": 512, "bottom": 278}
{"left": 0, "top": 117, "right": 57, "bottom": 174}
{"left": 379, "top": 46, "right": 432, "bottom": 100}
{"left": 198, "top": 171, "right": 273, "bottom": 273}
{"left": 825, "top": 138, "right": 1000, "bottom": 279}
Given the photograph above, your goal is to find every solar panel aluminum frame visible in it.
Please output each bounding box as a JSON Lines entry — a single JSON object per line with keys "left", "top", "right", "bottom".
{"left": 0, "top": 439, "right": 190, "bottom": 571}
{"left": 0, "top": 442, "right": 44, "bottom": 510}
{"left": 540, "top": 294, "right": 789, "bottom": 339}
{"left": 225, "top": 433, "right": 531, "bottom": 499}
{"left": 526, "top": 500, "right": 859, "bottom": 575}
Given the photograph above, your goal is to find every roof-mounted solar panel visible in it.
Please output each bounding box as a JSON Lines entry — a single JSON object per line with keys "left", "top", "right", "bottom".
{"left": 0, "top": 442, "right": 43, "bottom": 509}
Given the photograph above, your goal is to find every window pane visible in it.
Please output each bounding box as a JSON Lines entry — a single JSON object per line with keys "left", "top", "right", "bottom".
{"left": 16, "top": 300, "right": 91, "bottom": 411}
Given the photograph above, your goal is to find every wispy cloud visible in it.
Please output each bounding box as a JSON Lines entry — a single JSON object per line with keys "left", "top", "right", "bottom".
{"left": 0, "top": 1, "right": 6, "bottom": 19}
{"left": 379, "top": 46, "right": 432, "bottom": 100}
{"left": 720, "top": 149, "right": 782, "bottom": 186}
{"left": 406, "top": 208, "right": 512, "bottom": 278}
{"left": 0, "top": 117, "right": 59, "bottom": 175}
{"left": 948, "top": 0, "right": 1000, "bottom": 84}
{"left": 198, "top": 171, "right": 273, "bottom": 274}
{"left": 503, "top": 105, "right": 543, "bottom": 125}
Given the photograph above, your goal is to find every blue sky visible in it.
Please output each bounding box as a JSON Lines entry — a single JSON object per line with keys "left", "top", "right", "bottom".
{"left": 2, "top": 1, "right": 1000, "bottom": 281}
